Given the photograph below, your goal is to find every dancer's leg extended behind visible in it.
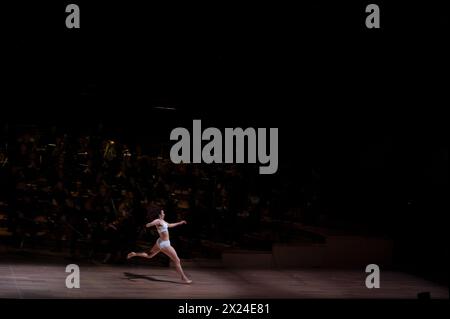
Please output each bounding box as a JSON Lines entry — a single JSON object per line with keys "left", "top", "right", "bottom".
{"left": 127, "top": 242, "right": 160, "bottom": 259}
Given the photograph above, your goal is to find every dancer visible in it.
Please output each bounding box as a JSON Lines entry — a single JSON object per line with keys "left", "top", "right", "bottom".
{"left": 127, "top": 209, "right": 192, "bottom": 284}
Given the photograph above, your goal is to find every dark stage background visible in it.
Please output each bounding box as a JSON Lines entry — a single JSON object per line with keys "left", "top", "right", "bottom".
{"left": 1, "top": 1, "right": 449, "bottom": 287}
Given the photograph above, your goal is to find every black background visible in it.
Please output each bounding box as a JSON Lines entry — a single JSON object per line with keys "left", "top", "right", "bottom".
{"left": 2, "top": 0, "right": 449, "bottom": 295}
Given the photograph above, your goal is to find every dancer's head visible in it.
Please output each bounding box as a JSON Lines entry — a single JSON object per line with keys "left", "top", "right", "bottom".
{"left": 158, "top": 209, "right": 165, "bottom": 220}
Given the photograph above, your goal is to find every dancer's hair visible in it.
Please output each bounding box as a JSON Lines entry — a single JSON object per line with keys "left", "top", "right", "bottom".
{"left": 150, "top": 208, "right": 164, "bottom": 220}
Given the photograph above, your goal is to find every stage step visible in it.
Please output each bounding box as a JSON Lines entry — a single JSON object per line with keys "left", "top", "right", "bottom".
{"left": 273, "top": 235, "right": 393, "bottom": 268}
{"left": 273, "top": 243, "right": 327, "bottom": 267}
{"left": 219, "top": 235, "right": 393, "bottom": 269}
{"left": 221, "top": 250, "right": 274, "bottom": 268}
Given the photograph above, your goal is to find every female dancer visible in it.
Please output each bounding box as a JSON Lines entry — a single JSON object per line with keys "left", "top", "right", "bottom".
{"left": 127, "top": 209, "right": 192, "bottom": 284}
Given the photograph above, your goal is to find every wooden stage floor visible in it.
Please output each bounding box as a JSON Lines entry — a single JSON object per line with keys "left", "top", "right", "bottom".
{"left": 0, "top": 256, "right": 448, "bottom": 299}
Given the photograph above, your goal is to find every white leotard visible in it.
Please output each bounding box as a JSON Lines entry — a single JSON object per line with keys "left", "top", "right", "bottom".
{"left": 156, "top": 220, "right": 169, "bottom": 234}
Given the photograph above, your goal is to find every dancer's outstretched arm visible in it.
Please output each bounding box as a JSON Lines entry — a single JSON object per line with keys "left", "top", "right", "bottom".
{"left": 145, "top": 219, "right": 162, "bottom": 228}
{"left": 168, "top": 220, "right": 187, "bottom": 228}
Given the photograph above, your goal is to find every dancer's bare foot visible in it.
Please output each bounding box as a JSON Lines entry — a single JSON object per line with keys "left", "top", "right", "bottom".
{"left": 127, "top": 252, "right": 136, "bottom": 259}
{"left": 182, "top": 276, "right": 192, "bottom": 284}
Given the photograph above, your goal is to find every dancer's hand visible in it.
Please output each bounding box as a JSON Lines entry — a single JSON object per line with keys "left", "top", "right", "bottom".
{"left": 181, "top": 220, "right": 187, "bottom": 225}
